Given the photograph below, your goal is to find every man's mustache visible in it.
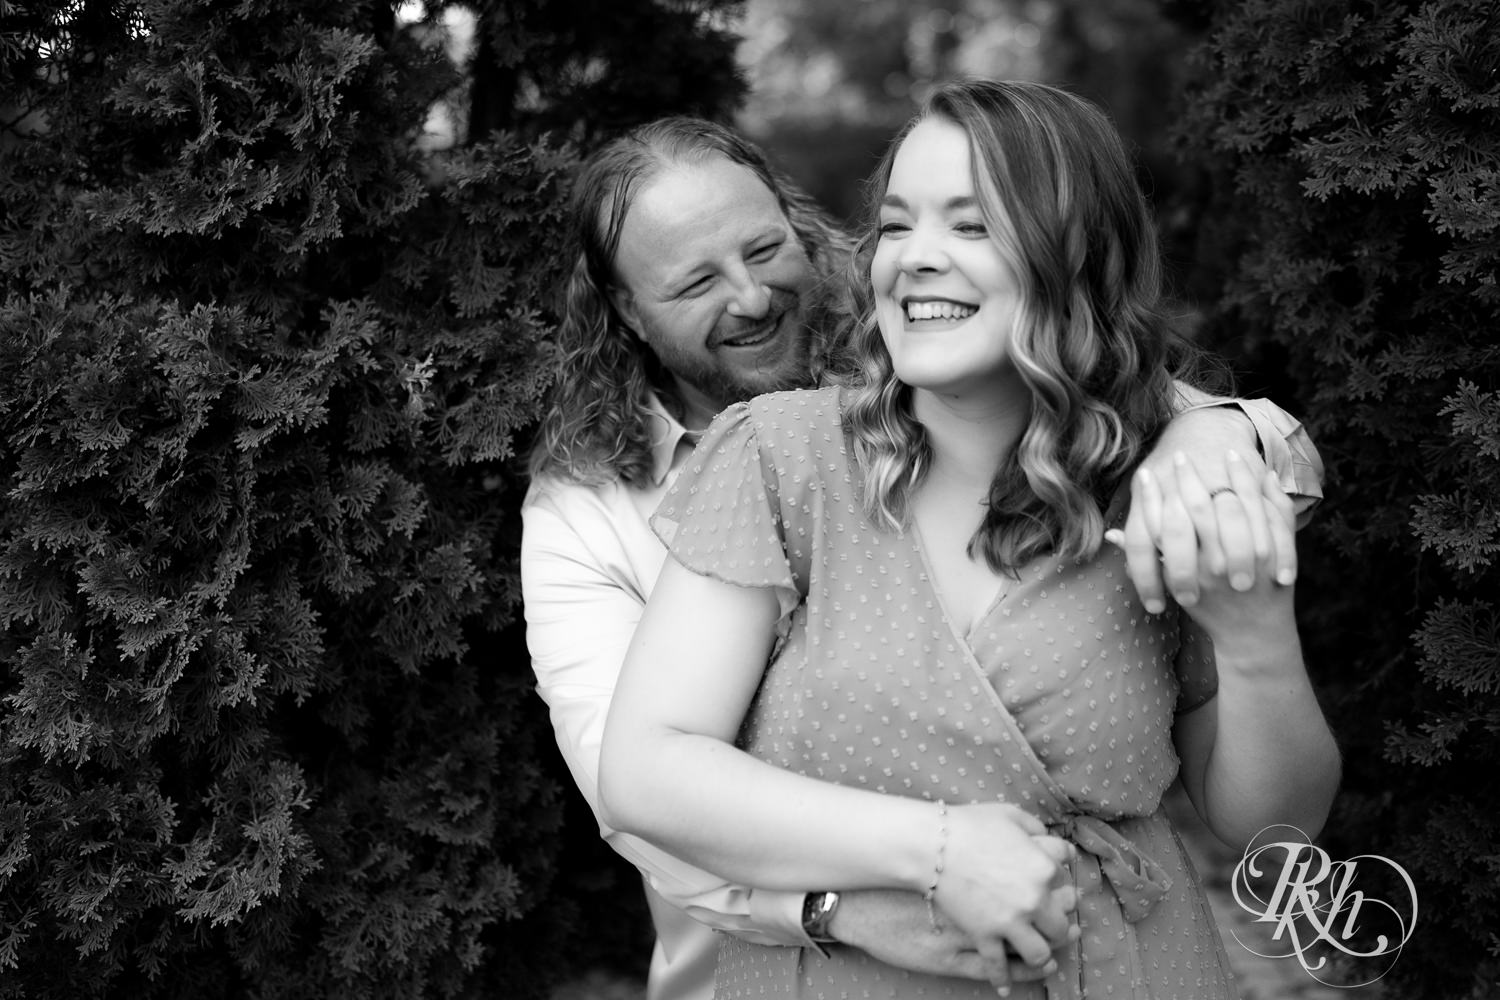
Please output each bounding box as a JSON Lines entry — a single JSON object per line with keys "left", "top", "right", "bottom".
{"left": 711, "top": 289, "right": 803, "bottom": 348}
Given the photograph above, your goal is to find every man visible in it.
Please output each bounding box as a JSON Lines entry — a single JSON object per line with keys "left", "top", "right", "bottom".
{"left": 522, "top": 117, "right": 1322, "bottom": 1000}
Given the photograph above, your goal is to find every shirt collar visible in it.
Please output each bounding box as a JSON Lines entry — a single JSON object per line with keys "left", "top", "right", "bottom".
{"left": 644, "top": 393, "right": 702, "bottom": 487}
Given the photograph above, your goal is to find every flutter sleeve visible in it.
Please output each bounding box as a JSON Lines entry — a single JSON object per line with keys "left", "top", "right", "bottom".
{"left": 651, "top": 401, "right": 804, "bottom": 639}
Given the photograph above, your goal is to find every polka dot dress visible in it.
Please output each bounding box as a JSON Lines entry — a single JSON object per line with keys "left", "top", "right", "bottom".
{"left": 654, "top": 387, "right": 1237, "bottom": 1000}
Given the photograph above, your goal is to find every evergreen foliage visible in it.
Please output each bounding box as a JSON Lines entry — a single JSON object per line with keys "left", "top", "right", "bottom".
{"left": 0, "top": 1, "right": 744, "bottom": 996}
{"left": 1172, "top": 2, "right": 1499, "bottom": 994}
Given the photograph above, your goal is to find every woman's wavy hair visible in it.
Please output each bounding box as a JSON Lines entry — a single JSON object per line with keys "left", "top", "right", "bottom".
{"left": 839, "top": 79, "right": 1215, "bottom": 574}
{"left": 529, "top": 117, "right": 852, "bottom": 486}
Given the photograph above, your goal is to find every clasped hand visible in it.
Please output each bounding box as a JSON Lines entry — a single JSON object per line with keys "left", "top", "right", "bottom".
{"left": 929, "top": 803, "right": 1080, "bottom": 993}
{"left": 1108, "top": 449, "right": 1298, "bottom": 641}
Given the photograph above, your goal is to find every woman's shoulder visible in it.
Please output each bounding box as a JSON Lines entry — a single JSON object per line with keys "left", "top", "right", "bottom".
{"left": 737, "top": 386, "right": 849, "bottom": 455}
{"left": 742, "top": 385, "right": 844, "bottom": 421}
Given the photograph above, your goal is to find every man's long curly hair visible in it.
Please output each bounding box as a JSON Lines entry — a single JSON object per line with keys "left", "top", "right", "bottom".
{"left": 838, "top": 80, "right": 1212, "bottom": 574}
{"left": 529, "top": 117, "right": 852, "bottom": 487}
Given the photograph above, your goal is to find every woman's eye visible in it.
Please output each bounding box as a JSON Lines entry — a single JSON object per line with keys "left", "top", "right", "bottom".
{"left": 678, "top": 277, "right": 711, "bottom": 297}
{"left": 955, "top": 221, "right": 988, "bottom": 236}
{"left": 877, "top": 221, "right": 909, "bottom": 236}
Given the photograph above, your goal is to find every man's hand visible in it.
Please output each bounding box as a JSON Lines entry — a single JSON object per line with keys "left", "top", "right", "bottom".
{"left": 828, "top": 889, "right": 1059, "bottom": 985}
{"left": 1114, "top": 406, "right": 1291, "bottom": 613}
{"left": 1157, "top": 451, "right": 1299, "bottom": 645}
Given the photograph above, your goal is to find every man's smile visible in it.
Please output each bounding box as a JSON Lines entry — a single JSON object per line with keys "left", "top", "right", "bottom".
{"left": 718, "top": 318, "right": 779, "bottom": 349}
{"left": 715, "top": 300, "right": 797, "bottom": 350}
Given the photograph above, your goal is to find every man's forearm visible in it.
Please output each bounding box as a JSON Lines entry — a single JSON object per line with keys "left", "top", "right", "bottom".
{"left": 828, "top": 890, "right": 1050, "bottom": 983}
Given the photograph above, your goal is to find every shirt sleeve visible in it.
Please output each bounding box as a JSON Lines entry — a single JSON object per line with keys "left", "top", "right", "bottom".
{"left": 1164, "top": 387, "right": 1324, "bottom": 711}
{"left": 521, "top": 484, "right": 812, "bottom": 948}
{"left": 651, "top": 402, "right": 804, "bottom": 637}
{"left": 1173, "top": 383, "right": 1325, "bottom": 528}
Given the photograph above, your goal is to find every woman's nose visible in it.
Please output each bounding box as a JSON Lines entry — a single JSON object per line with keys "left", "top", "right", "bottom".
{"left": 898, "top": 227, "right": 948, "bottom": 274}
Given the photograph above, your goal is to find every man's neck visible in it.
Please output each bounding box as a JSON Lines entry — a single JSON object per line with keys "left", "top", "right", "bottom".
{"left": 671, "top": 379, "right": 728, "bottom": 431}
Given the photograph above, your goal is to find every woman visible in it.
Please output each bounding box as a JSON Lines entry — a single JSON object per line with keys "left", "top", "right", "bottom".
{"left": 599, "top": 80, "right": 1339, "bottom": 999}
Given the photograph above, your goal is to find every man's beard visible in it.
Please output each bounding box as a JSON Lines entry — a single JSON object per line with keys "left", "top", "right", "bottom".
{"left": 684, "top": 331, "right": 811, "bottom": 406}
{"left": 657, "top": 292, "right": 815, "bottom": 409}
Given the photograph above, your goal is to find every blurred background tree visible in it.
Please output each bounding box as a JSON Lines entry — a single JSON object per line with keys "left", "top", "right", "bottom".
{"left": 733, "top": 0, "right": 1217, "bottom": 350}
{"left": 735, "top": 0, "right": 1194, "bottom": 229}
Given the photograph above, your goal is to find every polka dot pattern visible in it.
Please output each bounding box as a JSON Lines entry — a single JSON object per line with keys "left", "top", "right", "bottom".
{"left": 654, "top": 387, "right": 1234, "bottom": 1000}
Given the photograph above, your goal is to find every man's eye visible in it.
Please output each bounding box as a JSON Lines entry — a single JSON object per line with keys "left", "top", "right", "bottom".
{"left": 749, "top": 242, "right": 782, "bottom": 261}
{"left": 678, "top": 277, "right": 711, "bottom": 297}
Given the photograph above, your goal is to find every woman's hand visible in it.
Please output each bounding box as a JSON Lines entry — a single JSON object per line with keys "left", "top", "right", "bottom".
{"left": 933, "top": 803, "right": 1079, "bottom": 993}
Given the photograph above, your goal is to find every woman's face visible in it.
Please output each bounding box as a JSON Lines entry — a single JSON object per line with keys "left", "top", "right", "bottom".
{"left": 871, "top": 116, "right": 1026, "bottom": 401}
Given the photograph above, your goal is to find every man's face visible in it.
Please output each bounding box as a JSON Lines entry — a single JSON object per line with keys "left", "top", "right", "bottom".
{"left": 609, "top": 156, "right": 817, "bottom": 422}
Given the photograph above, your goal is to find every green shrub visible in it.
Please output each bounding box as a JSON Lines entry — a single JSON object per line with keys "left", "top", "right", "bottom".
{"left": 1173, "top": 2, "right": 1499, "bottom": 994}
{"left": 0, "top": 1, "right": 743, "bottom": 996}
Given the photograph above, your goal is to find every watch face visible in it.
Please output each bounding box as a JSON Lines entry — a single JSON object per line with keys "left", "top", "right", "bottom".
{"left": 802, "top": 891, "right": 824, "bottom": 923}
{"left": 803, "top": 891, "right": 839, "bottom": 942}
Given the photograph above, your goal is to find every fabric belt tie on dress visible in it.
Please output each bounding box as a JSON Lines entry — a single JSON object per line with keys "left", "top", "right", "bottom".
{"left": 1042, "top": 814, "right": 1173, "bottom": 999}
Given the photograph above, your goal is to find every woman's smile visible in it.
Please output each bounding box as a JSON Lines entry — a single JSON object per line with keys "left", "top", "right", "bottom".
{"left": 901, "top": 296, "right": 979, "bottom": 326}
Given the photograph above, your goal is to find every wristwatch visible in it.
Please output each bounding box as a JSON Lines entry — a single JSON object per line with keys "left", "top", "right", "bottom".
{"left": 801, "top": 890, "right": 841, "bottom": 944}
